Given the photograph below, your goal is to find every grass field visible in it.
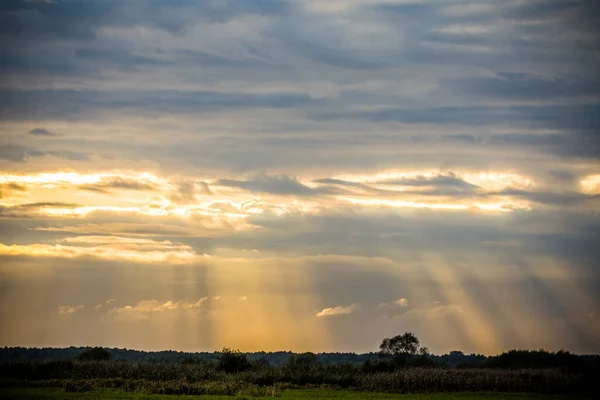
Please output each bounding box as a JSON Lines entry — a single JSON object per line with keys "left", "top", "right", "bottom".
{"left": 0, "top": 388, "right": 582, "bottom": 400}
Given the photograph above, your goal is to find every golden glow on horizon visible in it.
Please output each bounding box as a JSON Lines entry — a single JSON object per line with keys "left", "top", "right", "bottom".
{"left": 207, "top": 257, "right": 332, "bottom": 352}
{"left": 1, "top": 169, "right": 597, "bottom": 353}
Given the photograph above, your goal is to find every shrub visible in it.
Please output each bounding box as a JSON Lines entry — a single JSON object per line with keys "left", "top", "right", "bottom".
{"left": 77, "top": 347, "right": 111, "bottom": 361}
{"left": 217, "top": 348, "right": 251, "bottom": 373}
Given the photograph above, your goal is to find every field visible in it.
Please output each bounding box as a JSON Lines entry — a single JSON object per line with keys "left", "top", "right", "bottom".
{"left": 0, "top": 352, "right": 596, "bottom": 399}
{"left": 0, "top": 388, "right": 582, "bottom": 400}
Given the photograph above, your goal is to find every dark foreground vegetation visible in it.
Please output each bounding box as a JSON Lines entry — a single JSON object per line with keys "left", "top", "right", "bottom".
{"left": 0, "top": 387, "right": 577, "bottom": 400}
{"left": 1, "top": 348, "right": 598, "bottom": 397}
{"left": 2, "top": 334, "right": 598, "bottom": 397}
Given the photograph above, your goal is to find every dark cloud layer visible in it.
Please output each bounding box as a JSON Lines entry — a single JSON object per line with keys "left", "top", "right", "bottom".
{"left": 216, "top": 174, "right": 340, "bottom": 196}
{"left": 28, "top": 128, "right": 57, "bottom": 136}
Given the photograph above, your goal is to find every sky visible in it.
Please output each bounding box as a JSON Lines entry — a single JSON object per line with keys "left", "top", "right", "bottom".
{"left": 0, "top": 0, "right": 599, "bottom": 355}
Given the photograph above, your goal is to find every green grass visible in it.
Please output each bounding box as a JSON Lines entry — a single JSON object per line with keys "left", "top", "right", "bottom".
{"left": 0, "top": 388, "right": 580, "bottom": 400}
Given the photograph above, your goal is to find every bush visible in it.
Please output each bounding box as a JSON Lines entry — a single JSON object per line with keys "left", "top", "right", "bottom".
{"left": 216, "top": 348, "right": 251, "bottom": 373}
{"left": 77, "top": 347, "right": 111, "bottom": 361}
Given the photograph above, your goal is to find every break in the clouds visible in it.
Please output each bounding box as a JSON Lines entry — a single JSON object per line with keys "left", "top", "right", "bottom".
{"left": 0, "top": 0, "right": 599, "bottom": 355}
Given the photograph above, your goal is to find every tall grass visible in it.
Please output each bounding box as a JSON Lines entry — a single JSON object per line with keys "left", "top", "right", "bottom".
{"left": 0, "top": 360, "right": 593, "bottom": 395}
{"left": 358, "top": 369, "right": 590, "bottom": 394}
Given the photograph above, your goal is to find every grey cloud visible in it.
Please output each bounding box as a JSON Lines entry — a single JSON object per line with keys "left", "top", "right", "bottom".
{"left": 74, "top": 48, "right": 173, "bottom": 71}
{"left": 0, "top": 89, "right": 322, "bottom": 119}
{"left": 487, "top": 131, "right": 600, "bottom": 159}
{"left": 36, "top": 223, "right": 199, "bottom": 238}
{"left": 437, "top": 131, "right": 600, "bottom": 162}
{"left": 26, "top": 149, "right": 91, "bottom": 161}
{"left": 28, "top": 128, "right": 57, "bottom": 136}
{"left": 548, "top": 171, "right": 576, "bottom": 184}
{"left": 447, "top": 72, "right": 600, "bottom": 101}
{"left": 0, "top": 145, "right": 28, "bottom": 162}
{"left": 170, "top": 180, "right": 212, "bottom": 204}
{"left": 505, "top": 0, "right": 599, "bottom": 28}
{"left": 0, "top": 142, "right": 88, "bottom": 163}
{"left": 279, "top": 27, "right": 388, "bottom": 71}
{"left": 216, "top": 174, "right": 340, "bottom": 196}
{"left": 313, "top": 178, "right": 373, "bottom": 190}
{"left": 317, "top": 104, "right": 600, "bottom": 132}
{"left": 0, "top": 0, "right": 290, "bottom": 40}
{"left": 176, "top": 49, "right": 269, "bottom": 68}
{"left": 15, "top": 202, "right": 80, "bottom": 209}
{"left": 79, "top": 177, "right": 155, "bottom": 193}
{"left": 312, "top": 176, "right": 479, "bottom": 199}
{"left": 379, "top": 174, "right": 478, "bottom": 190}
{"left": 492, "top": 189, "right": 599, "bottom": 207}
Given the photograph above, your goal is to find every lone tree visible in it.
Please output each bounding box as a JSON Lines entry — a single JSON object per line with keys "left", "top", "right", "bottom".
{"left": 379, "top": 332, "right": 425, "bottom": 365}
{"left": 216, "top": 347, "right": 251, "bottom": 373}
{"left": 77, "top": 347, "right": 111, "bottom": 361}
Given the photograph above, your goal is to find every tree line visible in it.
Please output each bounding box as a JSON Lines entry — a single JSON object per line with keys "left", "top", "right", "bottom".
{"left": 2, "top": 332, "right": 599, "bottom": 373}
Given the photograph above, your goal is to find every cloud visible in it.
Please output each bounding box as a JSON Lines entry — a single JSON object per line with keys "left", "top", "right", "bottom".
{"left": 377, "top": 298, "right": 410, "bottom": 316}
{"left": 170, "top": 180, "right": 212, "bottom": 204}
{"left": 379, "top": 174, "right": 478, "bottom": 190}
{"left": 0, "top": 89, "right": 322, "bottom": 120}
{"left": 313, "top": 178, "right": 372, "bottom": 190}
{"left": 28, "top": 128, "right": 57, "bottom": 136}
{"left": 580, "top": 175, "right": 600, "bottom": 195}
{"left": 15, "top": 202, "right": 81, "bottom": 209}
{"left": 316, "top": 303, "right": 360, "bottom": 317}
{"left": 0, "top": 0, "right": 289, "bottom": 40}
{"left": 0, "top": 236, "right": 200, "bottom": 265}
{"left": 34, "top": 222, "right": 211, "bottom": 238}
{"left": 491, "top": 189, "right": 598, "bottom": 207}
{"left": 26, "top": 149, "right": 91, "bottom": 161}
{"left": 0, "top": 202, "right": 81, "bottom": 218}
{"left": 0, "top": 182, "right": 27, "bottom": 199}
{"left": 58, "top": 305, "right": 84, "bottom": 315}
{"left": 79, "top": 177, "right": 155, "bottom": 192}
{"left": 108, "top": 298, "right": 209, "bottom": 320}
{"left": 379, "top": 297, "right": 408, "bottom": 308}
{"left": 216, "top": 174, "right": 339, "bottom": 196}
{"left": 0, "top": 145, "right": 28, "bottom": 162}
{"left": 0, "top": 0, "right": 599, "bottom": 355}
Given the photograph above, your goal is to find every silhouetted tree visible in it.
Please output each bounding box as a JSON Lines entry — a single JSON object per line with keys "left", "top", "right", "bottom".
{"left": 379, "top": 332, "right": 422, "bottom": 365}
{"left": 77, "top": 347, "right": 111, "bottom": 361}
{"left": 216, "top": 347, "right": 250, "bottom": 373}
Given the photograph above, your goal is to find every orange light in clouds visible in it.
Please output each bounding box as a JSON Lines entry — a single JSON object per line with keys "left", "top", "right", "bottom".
{"left": 333, "top": 170, "right": 535, "bottom": 191}
{"left": 580, "top": 174, "right": 600, "bottom": 195}
{"left": 340, "top": 197, "right": 470, "bottom": 210}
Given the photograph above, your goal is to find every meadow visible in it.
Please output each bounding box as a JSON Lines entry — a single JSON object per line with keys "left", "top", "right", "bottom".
{"left": 0, "top": 360, "right": 594, "bottom": 398}
{"left": 0, "top": 388, "right": 584, "bottom": 400}
{"left": 0, "top": 347, "right": 597, "bottom": 399}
